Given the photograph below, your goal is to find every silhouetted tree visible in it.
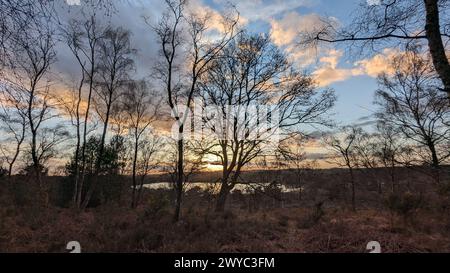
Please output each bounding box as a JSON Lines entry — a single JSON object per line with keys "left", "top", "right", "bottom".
{"left": 372, "top": 122, "right": 405, "bottom": 193}
{"left": 81, "top": 27, "right": 135, "bottom": 209}
{"left": 62, "top": 14, "right": 105, "bottom": 208}
{"left": 325, "top": 126, "right": 363, "bottom": 211}
{"left": 198, "top": 32, "right": 336, "bottom": 212}
{"left": 375, "top": 50, "right": 450, "bottom": 182}
{"left": 1, "top": 0, "right": 58, "bottom": 188}
{"left": 300, "top": 0, "right": 450, "bottom": 101}
{"left": 133, "top": 134, "right": 163, "bottom": 208}
{"left": 0, "top": 85, "right": 28, "bottom": 177}
{"left": 152, "top": 0, "right": 238, "bottom": 221}
{"left": 66, "top": 135, "right": 126, "bottom": 177}
{"left": 121, "top": 80, "right": 160, "bottom": 208}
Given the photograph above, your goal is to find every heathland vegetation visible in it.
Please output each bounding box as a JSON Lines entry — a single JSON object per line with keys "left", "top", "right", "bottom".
{"left": 0, "top": 0, "right": 450, "bottom": 252}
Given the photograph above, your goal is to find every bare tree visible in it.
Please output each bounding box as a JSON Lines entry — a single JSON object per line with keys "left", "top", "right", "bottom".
{"left": 1, "top": 3, "right": 57, "bottom": 188}
{"left": 351, "top": 130, "right": 385, "bottom": 194}
{"left": 284, "top": 139, "right": 309, "bottom": 200}
{"left": 152, "top": 0, "right": 238, "bottom": 221}
{"left": 133, "top": 134, "right": 163, "bottom": 208}
{"left": 32, "top": 125, "right": 70, "bottom": 171}
{"left": 1, "top": 0, "right": 114, "bottom": 56}
{"left": 372, "top": 122, "right": 405, "bottom": 193}
{"left": 0, "top": 84, "right": 28, "bottom": 177}
{"left": 375, "top": 50, "right": 450, "bottom": 181}
{"left": 325, "top": 126, "right": 362, "bottom": 211}
{"left": 62, "top": 15, "right": 105, "bottom": 208}
{"left": 1, "top": 0, "right": 111, "bottom": 66}
{"left": 81, "top": 26, "right": 135, "bottom": 209}
{"left": 270, "top": 137, "right": 318, "bottom": 203}
{"left": 299, "top": 0, "right": 450, "bottom": 100}
{"left": 197, "top": 32, "right": 336, "bottom": 212}
{"left": 0, "top": 0, "right": 56, "bottom": 68}
{"left": 165, "top": 138, "right": 209, "bottom": 202}
{"left": 121, "top": 80, "right": 160, "bottom": 208}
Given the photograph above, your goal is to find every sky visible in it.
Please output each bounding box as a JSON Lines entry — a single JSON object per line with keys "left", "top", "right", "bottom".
{"left": 59, "top": 0, "right": 389, "bottom": 129}
{"left": 21, "top": 0, "right": 400, "bottom": 172}
{"left": 206, "top": 0, "right": 393, "bottom": 128}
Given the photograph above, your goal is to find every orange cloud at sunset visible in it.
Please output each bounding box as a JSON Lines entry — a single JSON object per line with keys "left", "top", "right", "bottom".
{"left": 187, "top": 0, "right": 248, "bottom": 34}
{"left": 270, "top": 12, "right": 330, "bottom": 47}
{"left": 312, "top": 49, "right": 363, "bottom": 86}
{"left": 355, "top": 48, "right": 399, "bottom": 77}
{"left": 312, "top": 48, "right": 400, "bottom": 86}
{"left": 267, "top": 11, "right": 402, "bottom": 87}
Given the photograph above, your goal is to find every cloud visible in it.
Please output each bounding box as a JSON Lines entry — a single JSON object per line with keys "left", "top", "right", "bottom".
{"left": 268, "top": 11, "right": 340, "bottom": 68}
{"left": 312, "top": 48, "right": 400, "bottom": 86}
{"left": 213, "top": 0, "right": 312, "bottom": 23}
{"left": 267, "top": 11, "right": 400, "bottom": 86}
{"left": 52, "top": 1, "right": 164, "bottom": 82}
{"left": 355, "top": 48, "right": 399, "bottom": 77}
{"left": 312, "top": 49, "right": 363, "bottom": 86}
{"left": 54, "top": 0, "right": 246, "bottom": 83}
{"left": 187, "top": 0, "right": 247, "bottom": 34}
{"left": 270, "top": 12, "right": 324, "bottom": 47}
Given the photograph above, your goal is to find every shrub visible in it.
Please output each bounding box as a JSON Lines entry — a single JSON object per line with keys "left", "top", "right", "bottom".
{"left": 8, "top": 180, "right": 39, "bottom": 207}
{"left": 19, "top": 163, "right": 48, "bottom": 177}
{"left": 0, "top": 166, "right": 7, "bottom": 178}
{"left": 297, "top": 202, "right": 325, "bottom": 229}
{"left": 97, "top": 175, "right": 127, "bottom": 205}
{"left": 438, "top": 182, "right": 450, "bottom": 196}
{"left": 51, "top": 177, "right": 75, "bottom": 208}
{"left": 142, "top": 191, "right": 171, "bottom": 219}
{"left": 385, "top": 192, "right": 423, "bottom": 225}
{"left": 278, "top": 214, "right": 289, "bottom": 227}
{"left": 65, "top": 136, "right": 127, "bottom": 176}
{"left": 78, "top": 176, "right": 127, "bottom": 208}
{"left": 311, "top": 202, "right": 325, "bottom": 222}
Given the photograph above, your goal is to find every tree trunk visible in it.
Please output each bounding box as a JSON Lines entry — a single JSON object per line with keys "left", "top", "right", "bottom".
{"left": 216, "top": 181, "right": 230, "bottom": 212}
{"left": 81, "top": 98, "right": 111, "bottom": 210}
{"left": 72, "top": 72, "right": 84, "bottom": 206}
{"left": 377, "top": 178, "right": 382, "bottom": 195}
{"left": 136, "top": 175, "right": 146, "bottom": 207}
{"left": 77, "top": 51, "right": 96, "bottom": 209}
{"left": 131, "top": 139, "right": 138, "bottom": 209}
{"left": 72, "top": 130, "right": 81, "bottom": 205}
{"left": 424, "top": 0, "right": 450, "bottom": 100}
{"left": 173, "top": 133, "right": 183, "bottom": 222}
{"left": 428, "top": 141, "right": 440, "bottom": 168}
{"left": 424, "top": 139, "right": 441, "bottom": 183}
{"left": 30, "top": 129, "right": 42, "bottom": 186}
{"left": 390, "top": 158, "right": 396, "bottom": 194}
{"left": 390, "top": 168, "right": 395, "bottom": 194}
{"left": 8, "top": 130, "right": 24, "bottom": 177}
{"left": 349, "top": 167, "right": 356, "bottom": 212}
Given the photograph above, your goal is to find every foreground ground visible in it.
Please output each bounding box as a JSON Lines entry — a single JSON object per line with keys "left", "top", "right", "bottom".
{"left": 2, "top": 195, "right": 450, "bottom": 253}
{"left": 2, "top": 168, "right": 450, "bottom": 253}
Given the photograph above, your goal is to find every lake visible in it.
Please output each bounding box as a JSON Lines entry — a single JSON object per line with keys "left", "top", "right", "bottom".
{"left": 143, "top": 182, "right": 303, "bottom": 195}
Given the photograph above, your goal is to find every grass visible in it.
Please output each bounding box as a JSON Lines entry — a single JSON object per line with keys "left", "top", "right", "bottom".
{"left": 1, "top": 170, "right": 450, "bottom": 253}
